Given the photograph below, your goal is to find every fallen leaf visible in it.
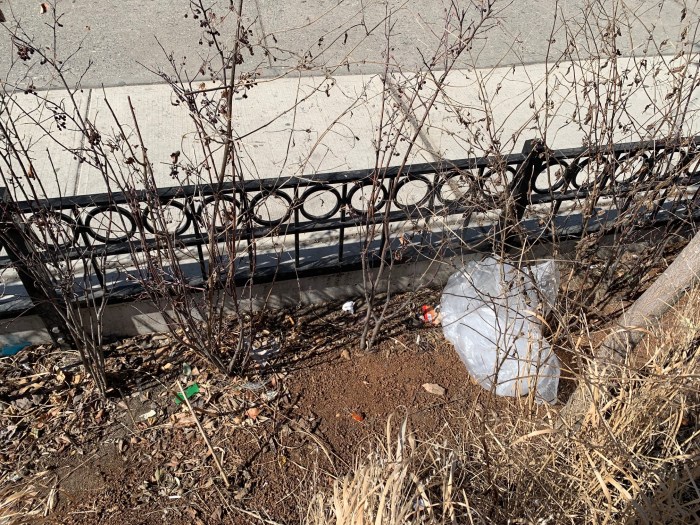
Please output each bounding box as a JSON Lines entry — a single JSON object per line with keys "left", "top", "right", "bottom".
{"left": 170, "top": 151, "right": 180, "bottom": 164}
{"left": 14, "top": 397, "right": 34, "bottom": 410}
{"left": 422, "top": 383, "right": 446, "bottom": 396}
{"left": 18, "top": 383, "right": 42, "bottom": 395}
{"left": 340, "top": 349, "right": 351, "bottom": 361}
{"left": 39, "top": 3, "right": 49, "bottom": 14}
{"left": 246, "top": 407, "right": 261, "bottom": 420}
{"left": 170, "top": 413, "right": 195, "bottom": 428}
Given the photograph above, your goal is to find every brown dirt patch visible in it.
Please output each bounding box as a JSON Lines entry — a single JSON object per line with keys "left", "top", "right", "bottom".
{"left": 0, "top": 288, "right": 564, "bottom": 525}
{"left": 2, "top": 290, "right": 502, "bottom": 525}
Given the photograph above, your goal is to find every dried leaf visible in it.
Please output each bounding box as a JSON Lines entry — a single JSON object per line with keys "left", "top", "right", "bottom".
{"left": 170, "top": 412, "right": 195, "bottom": 428}
{"left": 422, "top": 383, "right": 446, "bottom": 396}
{"left": 39, "top": 3, "right": 49, "bottom": 14}
{"left": 246, "top": 407, "right": 261, "bottom": 420}
{"left": 14, "top": 397, "right": 33, "bottom": 410}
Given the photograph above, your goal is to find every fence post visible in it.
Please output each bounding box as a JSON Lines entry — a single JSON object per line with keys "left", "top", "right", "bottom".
{"left": 499, "top": 139, "right": 543, "bottom": 250}
{"left": 0, "top": 189, "right": 74, "bottom": 346}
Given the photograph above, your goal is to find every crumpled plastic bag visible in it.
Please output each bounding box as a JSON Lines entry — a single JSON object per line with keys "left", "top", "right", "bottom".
{"left": 440, "top": 257, "right": 561, "bottom": 404}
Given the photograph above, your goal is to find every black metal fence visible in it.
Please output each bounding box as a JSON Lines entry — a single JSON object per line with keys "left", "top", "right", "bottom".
{"left": 2, "top": 136, "right": 700, "bottom": 322}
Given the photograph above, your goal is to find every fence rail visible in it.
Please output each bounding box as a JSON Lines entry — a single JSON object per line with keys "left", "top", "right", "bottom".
{"left": 2, "top": 136, "right": 700, "bottom": 329}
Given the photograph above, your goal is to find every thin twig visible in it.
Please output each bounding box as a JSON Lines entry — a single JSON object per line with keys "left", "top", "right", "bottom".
{"left": 177, "top": 380, "right": 230, "bottom": 488}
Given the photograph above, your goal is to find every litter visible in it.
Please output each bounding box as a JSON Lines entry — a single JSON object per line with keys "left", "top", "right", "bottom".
{"left": 440, "top": 257, "right": 561, "bottom": 404}
{"left": 174, "top": 383, "right": 200, "bottom": 405}
{"left": 140, "top": 409, "right": 157, "bottom": 420}
{"left": 239, "top": 379, "right": 270, "bottom": 391}
{"left": 350, "top": 411, "right": 365, "bottom": 422}
{"left": 342, "top": 301, "right": 355, "bottom": 314}
{"left": 417, "top": 304, "right": 441, "bottom": 326}
{"left": 0, "top": 340, "right": 31, "bottom": 357}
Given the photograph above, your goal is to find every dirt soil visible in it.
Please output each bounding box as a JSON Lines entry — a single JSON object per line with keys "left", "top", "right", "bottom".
{"left": 1, "top": 230, "right": 692, "bottom": 525}
{"left": 1, "top": 289, "right": 518, "bottom": 525}
{"left": 4, "top": 234, "right": 683, "bottom": 525}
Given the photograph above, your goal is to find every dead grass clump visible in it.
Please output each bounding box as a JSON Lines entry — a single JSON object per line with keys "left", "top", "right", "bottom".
{"left": 306, "top": 291, "right": 700, "bottom": 525}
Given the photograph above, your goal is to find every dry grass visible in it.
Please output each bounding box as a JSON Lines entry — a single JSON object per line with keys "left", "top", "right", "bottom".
{"left": 306, "top": 290, "right": 700, "bottom": 525}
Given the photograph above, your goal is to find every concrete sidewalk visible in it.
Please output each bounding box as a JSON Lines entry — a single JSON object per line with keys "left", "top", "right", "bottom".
{"left": 0, "top": 0, "right": 691, "bottom": 88}
{"left": 4, "top": 54, "right": 700, "bottom": 201}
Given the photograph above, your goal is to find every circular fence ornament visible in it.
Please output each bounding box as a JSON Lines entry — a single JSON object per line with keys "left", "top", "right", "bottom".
{"left": 199, "top": 195, "right": 241, "bottom": 233}
{"left": 436, "top": 170, "right": 475, "bottom": 205}
{"left": 300, "top": 185, "right": 341, "bottom": 221}
{"left": 84, "top": 205, "right": 136, "bottom": 244}
{"left": 142, "top": 200, "right": 190, "bottom": 236}
{"left": 27, "top": 211, "right": 77, "bottom": 250}
{"left": 347, "top": 180, "right": 387, "bottom": 215}
{"left": 393, "top": 175, "right": 432, "bottom": 210}
{"left": 532, "top": 158, "right": 569, "bottom": 194}
{"left": 250, "top": 189, "right": 293, "bottom": 227}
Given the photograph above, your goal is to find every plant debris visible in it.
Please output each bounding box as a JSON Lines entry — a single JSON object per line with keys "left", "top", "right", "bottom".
{"left": 422, "top": 383, "right": 446, "bottom": 396}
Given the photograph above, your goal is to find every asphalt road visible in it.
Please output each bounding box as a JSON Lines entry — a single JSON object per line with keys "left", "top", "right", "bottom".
{"left": 0, "top": 0, "right": 693, "bottom": 89}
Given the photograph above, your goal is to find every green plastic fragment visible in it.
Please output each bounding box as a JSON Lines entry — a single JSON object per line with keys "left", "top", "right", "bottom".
{"left": 174, "top": 383, "right": 200, "bottom": 405}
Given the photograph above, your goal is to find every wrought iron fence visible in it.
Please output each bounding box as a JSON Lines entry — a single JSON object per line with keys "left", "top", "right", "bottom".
{"left": 1, "top": 136, "right": 700, "bottom": 323}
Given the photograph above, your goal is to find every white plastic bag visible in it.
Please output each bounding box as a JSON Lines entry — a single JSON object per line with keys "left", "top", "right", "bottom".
{"left": 440, "top": 257, "right": 561, "bottom": 404}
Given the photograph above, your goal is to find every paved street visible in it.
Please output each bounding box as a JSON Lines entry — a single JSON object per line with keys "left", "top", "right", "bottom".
{"left": 0, "top": 0, "right": 693, "bottom": 88}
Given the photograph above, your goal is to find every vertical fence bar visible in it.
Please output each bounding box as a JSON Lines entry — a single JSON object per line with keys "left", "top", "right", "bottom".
{"left": 338, "top": 183, "right": 347, "bottom": 263}
{"left": 0, "top": 189, "right": 73, "bottom": 346}
{"left": 188, "top": 195, "right": 208, "bottom": 281}
{"left": 294, "top": 185, "right": 300, "bottom": 268}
